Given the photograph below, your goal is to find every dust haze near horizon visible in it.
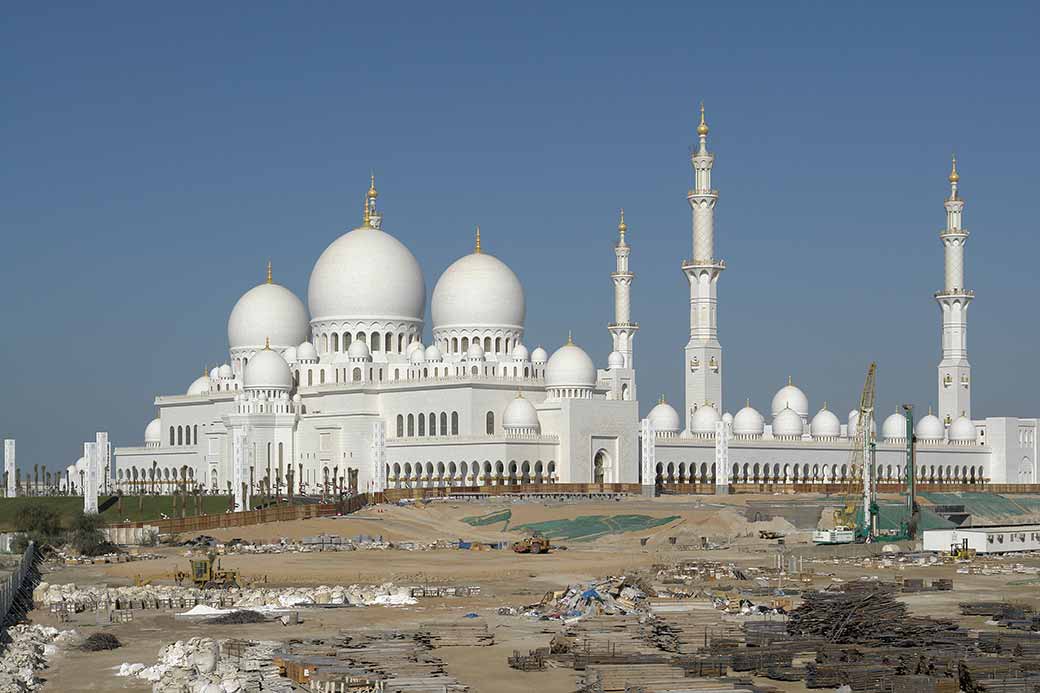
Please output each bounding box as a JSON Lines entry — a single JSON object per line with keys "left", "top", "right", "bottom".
{"left": 2, "top": 2, "right": 1038, "bottom": 471}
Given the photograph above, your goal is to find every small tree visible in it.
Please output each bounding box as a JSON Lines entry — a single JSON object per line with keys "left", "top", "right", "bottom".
{"left": 13, "top": 501, "right": 64, "bottom": 549}
{"left": 67, "top": 511, "right": 109, "bottom": 556}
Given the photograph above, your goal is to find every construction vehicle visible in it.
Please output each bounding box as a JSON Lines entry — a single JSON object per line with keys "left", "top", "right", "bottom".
{"left": 174, "top": 552, "right": 242, "bottom": 589}
{"left": 512, "top": 536, "right": 551, "bottom": 554}
{"left": 950, "top": 538, "right": 976, "bottom": 559}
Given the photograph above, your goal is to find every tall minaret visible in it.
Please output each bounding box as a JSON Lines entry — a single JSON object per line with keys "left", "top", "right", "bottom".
{"left": 609, "top": 209, "right": 638, "bottom": 368}
{"left": 936, "top": 155, "right": 973, "bottom": 424}
{"left": 682, "top": 103, "right": 725, "bottom": 425}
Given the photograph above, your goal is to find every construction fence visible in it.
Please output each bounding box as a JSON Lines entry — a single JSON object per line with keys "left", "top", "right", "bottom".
{"left": 0, "top": 541, "right": 36, "bottom": 626}
{"left": 376, "top": 482, "right": 641, "bottom": 503}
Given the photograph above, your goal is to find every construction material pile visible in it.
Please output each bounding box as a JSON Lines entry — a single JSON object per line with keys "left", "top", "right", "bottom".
{"left": 117, "top": 637, "right": 294, "bottom": 692}
{"left": 79, "top": 632, "right": 121, "bottom": 651}
{"left": 788, "top": 585, "right": 967, "bottom": 647}
{"left": 529, "top": 576, "right": 650, "bottom": 621}
{"left": 0, "top": 624, "right": 77, "bottom": 692}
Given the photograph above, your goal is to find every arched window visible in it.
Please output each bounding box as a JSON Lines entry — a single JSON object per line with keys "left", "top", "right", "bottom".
{"left": 331, "top": 333, "right": 339, "bottom": 352}
{"left": 385, "top": 332, "right": 393, "bottom": 352}
{"left": 486, "top": 411, "right": 495, "bottom": 435}
{"left": 194, "top": 425, "right": 198, "bottom": 443}
{"left": 396, "top": 415, "right": 404, "bottom": 437}
{"left": 418, "top": 415, "right": 425, "bottom": 436}
{"left": 184, "top": 426, "right": 190, "bottom": 445}
{"left": 429, "top": 413, "right": 437, "bottom": 436}
{"left": 440, "top": 412, "right": 448, "bottom": 433}
{"left": 352, "top": 367, "right": 362, "bottom": 381}
{"left": 398, "top": 334, "right": 405, "bottom": 352}
{"left": 484, "top": 336, "right": 492, "bottom": 352}
{"left": 177, "top": 426, "right": 183, "bottom": 445}
{"left": 344, "top": 332, "right": 352, "bottom": 348}
{"left": 356, "top": 331, "right": 366, "bottom": 344}
{"left": 321, "top": 334, "right": 328, "bottom": 352}
{"left": 407, "top": 414, "right": 415, "bottom": 436}
{"left": 169, "top": 427, "right": 175, "bottom": 445}
{"left": 320, "top": 369, "right": 326, "bottom": 384}
{"left": 451, "top": 337, "right": 459, "bottom": 352}
{"left": 451, "top": 411, "right": 459, "bottom": 435}
{"left": 495, "top": 337, "right": 502, "bottom": 353}
{"left": 471, "top": 366, "right": 478, "bottom": 376}
{"left": 308, "top": 370, "right": 314, "bottom": 386}
{"left": 370, "top": 332, "right": 380, "bottom": 351}
{"left": 461, "top": 337, "right": 469, "bottom": 352}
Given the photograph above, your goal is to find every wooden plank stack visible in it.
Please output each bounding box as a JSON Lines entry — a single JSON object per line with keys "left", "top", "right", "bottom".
{"left": 417, "top": 621, "right": 493, "bottom": 648}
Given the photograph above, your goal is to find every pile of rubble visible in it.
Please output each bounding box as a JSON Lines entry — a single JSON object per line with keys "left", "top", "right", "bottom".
{"left": 0, "top": 624, "right": 77, "bottom": 692}
{"left": 117, "top": 637, "right": 294, "bottom": 692}
{"left": 526, "top": 576, "right": 651, "bottom": 621}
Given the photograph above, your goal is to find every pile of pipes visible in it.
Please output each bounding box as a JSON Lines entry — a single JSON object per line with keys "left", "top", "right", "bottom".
{"left": 528, "top": 576, "right": 650, "bottom": 621}
{"left": 788, "top": 585, "right": 967, "bottom": 647}
{"left": 0, "top": 624, "right": 77, "bottom": 692}
{"left": 117, "top": 637, "right": 294, "bottom": 692}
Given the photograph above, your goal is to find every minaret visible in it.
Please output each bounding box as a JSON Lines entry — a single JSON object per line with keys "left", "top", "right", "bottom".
{"left": 682, "top": 103, "right": 725, "bottom": 426}
{"left": 936, "top": 155, "right": 973, "bottom": 423}
{"left": 608, "top": 209, "right": 638, "bottom": 368}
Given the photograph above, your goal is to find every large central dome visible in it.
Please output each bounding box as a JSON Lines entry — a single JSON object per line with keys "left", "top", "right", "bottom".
{"left": 432, "top": 240, "right": 524, "bottom": 330}
{"left": 308, "top": 187, "right": 426, "bottom": 324}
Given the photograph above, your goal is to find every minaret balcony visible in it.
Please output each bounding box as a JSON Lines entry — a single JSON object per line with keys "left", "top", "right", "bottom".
{"left": 682, "top": 258, "right": 726, "bottom": 272}
{"left": 939, "top": 228, "right": 969, "bottom": 238}
{"left": 934, "top": 289, "right": 974, "bottom": 299}
{"left": 687, "top": 189, "right": 719, "bottom": 199}
{"left": 608, "top": 321, "right": 639, "bottom": 330}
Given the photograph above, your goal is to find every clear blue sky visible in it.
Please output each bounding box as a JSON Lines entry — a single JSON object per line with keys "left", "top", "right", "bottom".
{"left": 2, "top": 2, "right": 1038, "bottom": 472}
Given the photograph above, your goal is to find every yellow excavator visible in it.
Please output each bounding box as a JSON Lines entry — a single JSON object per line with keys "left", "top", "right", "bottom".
{"left": 135, "top": 552, "right": 248, "bottom": 589}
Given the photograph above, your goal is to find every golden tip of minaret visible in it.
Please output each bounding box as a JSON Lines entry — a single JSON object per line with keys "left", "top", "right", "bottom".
{"left": 697, "top": 102, "right": 709, "bottom": 136}
{"left": 617, "top": 208, "right": 627, "bottom": 235}
{"left": 368, "top": 172, "right": 378, "bottom": 199}
{"left": 474, "top": 225, "right": 482, "bottom": 254}
{"left": 266, "top": 260, "right": 272, "bottom": 284}
{"left": 948, "top": 154, "right": 960, "bottom": 183}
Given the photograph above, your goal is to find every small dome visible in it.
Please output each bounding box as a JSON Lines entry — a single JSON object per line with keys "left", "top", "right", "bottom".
{"left": 243, "top": 348, "right": 292, "bottom": 390}
{"left": 348, "top": 340, "right": 371, "bottom": 360}
{"left": 915, "top": 411, "right": 945, "bottom": 441}
{"left": 733, "top": 403, "right": 765, "bottom": 437}
{"left": 409, "top": 348, "right": 426, "bottom": 365}
{"left": 773, "top": 405, "right": 804, "bottom": 438}
{"left": 511, "top": 343, "right": 530, "bottom": 361}
{"left": 607, "top": 351, "right": 625, "bottom": 369}
{"left": 647, "top": 399, "right": 681, "bottom": 433}
{"left": 297, "top": 341, "right": 318, "bottom": 362}
{"left": 882, "top": 411, "right": 907, "bottom": 441}
{"left": 144, "top": 418, "right": 161, "bottom": 444}
{"left": 531, "top": 346, "right": 548, "bottom": 364}
{"left": 74, "top": 456, "right": 86, "bottom": 472}
{"left": 466, "top": 342, "right": 485, "bottom": 361}
{"left": 406, "top": 340, "right": 424, "bottom": 356}
{"left": 847, "top": 410, "right": 876, "bottom": 438}
{"left": 228, "top": 280, "right": 309, "bottom": 350}
{"left": 810, "top": 405, "right": 841, "bottom": 438}
{"left": 949, "top": 415, "right": 976, "bottom": 442}
{"left": 690, "top": 404, "right": 721, "bottom": 435}
{"left": 282, "top": 346, "right": 298, "bottom": 363}
{"left": 218, "top": 364, "right": 233, "bottom": 378}
{"left": 424, "top": 345, "right": 443, "bottom": 362}
{"left": 545, "top": 339, "right": 596, "bottom": 389}
{"left": 771, "top": 378, "right": 808, "bottom": 418}
{"left": 722, "top": 412, "right": 733, "bottom": 425}
{"left": 432, "top": 246, "right": 525, "bottom": 331}
{"left": 503, "top": 395, "right": 540, "bottom": 431}
{"left": 209, "top": 366, "right": 220, "bottom": 379}
{"left": 187, "top": 374, "right": 211, "bottom": 396}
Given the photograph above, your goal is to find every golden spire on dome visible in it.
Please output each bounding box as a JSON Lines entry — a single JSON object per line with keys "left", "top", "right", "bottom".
{"left": 658, "top": 394, "right": 666, "bottom": 404}
{"left": 474, "top": 225, "right": 482, "bottom": 254}
{"left": 361, "top": 194, "right": 371, "bottom": 228}
{"left": 264, "top": 336, "right": 271, "bottom": 350}
{"left": 822, "top": 401, "right": 828, "bottom": 410}
{"left": 787, "top": 375, "right": 793, "bottom": 386}
{"left": 948, "top": 153, "right": 960, "bottom": 183}
{"left": 566, "top": 331, "right": 573, "bottom": 345}
{"left": 367, "top": 172, "right": 378, "bottom": 199}
{"left": 697, "top": 102, "right": 709, "bottom": 136}
{"left": 745, "top": 397, "right": 750, "bottom": 407}
{"left": 266, "top": 260, "right": 272, "bottom": 284}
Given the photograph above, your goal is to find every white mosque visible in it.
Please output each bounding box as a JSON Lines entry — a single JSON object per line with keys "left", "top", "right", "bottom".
{"left": 103, "top": 108, "right": 1038, "bottom": 504}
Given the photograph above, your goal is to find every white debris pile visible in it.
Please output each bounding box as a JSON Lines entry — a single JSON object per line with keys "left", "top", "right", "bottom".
{"left": 35, "top": 581, "right": 208, "bottom": 609}
{"left": 0, "top": 624, "right": 77, "bottom": 692}
{"left": 117, "top": 637, "right": 294, "bottom": 692}
{"left": 232, "top": 582, "right": 416, "bottom": 608}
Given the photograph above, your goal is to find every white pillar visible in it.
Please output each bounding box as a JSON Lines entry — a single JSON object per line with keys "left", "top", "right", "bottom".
{"left": 233, "top": 429, "right": 249, "bottom": 511}
{"left": 714, "top": 419, "right": 730, "bottom": 494}
{"left": 936, "top": 156, "right": 972, "bottom": 423}
{"left": 370, "top": 420, "right": 386, "bottom": 493}
{"left": 83, "top": 442, "right": 99, "bottom": 514}
{"left": 95, "top": 432, "right": 110, "bottom": 496}
{"left": 3, "top": 440, "right": 14, "bottom": 498}
{"left": 640, "top": 418, "right": 656, "bottom": 497}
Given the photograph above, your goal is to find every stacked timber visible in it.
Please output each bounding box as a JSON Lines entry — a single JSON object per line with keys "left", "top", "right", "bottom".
{"left": 416, "top": 621, "right": 493, "bottom": 648}
{"left": 977, "top": 631, "right": 1040, "bottom": 656}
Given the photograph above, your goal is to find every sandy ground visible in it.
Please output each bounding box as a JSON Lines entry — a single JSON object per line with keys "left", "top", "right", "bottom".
{"left": 26, "top": 494, "right": 1040, "bottom": 692}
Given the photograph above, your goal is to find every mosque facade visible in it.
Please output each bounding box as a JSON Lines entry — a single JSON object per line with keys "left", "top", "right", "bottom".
{"left": 104, "top": 111, "right": 1037, "bottom": 503}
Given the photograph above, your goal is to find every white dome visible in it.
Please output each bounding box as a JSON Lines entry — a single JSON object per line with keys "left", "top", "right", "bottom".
{"left": 297, "top": 341, "right": 318, "bottom": 362}
{"left": 308, "top": 227, "right": 426, "bottom": 323}
{"left": 882, "top": 412, "right": 907, "bottom": 441}
{"left": 810, "top": 406, "right": 841, "bottom": 438}
{"left": 348, "top": 340, "right": 371, "bottom": 360}
{"left": 511, "top": 343, "right": 530, "bottom": 361}
{"left": 647, "top": 400, "right": 681, "bottom": 433}
{"left": 186, "top": 374, "right": 211, "bottom": 396}
{"left": 722, "top": 412, "right": 733, "bottom": 424}
{"left": 915, "top": 412, "right": 945, "bottom": 441}
{"left": 432, "top": 249, "right": 524, "bottom": 331}
{"left": 282, "top": 346, "right": 298, "bottom": 363}
{"left": 690, "top": 404, "right": 721, "bottom": 435}
{"left": 773, "top": 405, "right": 804, "bottom": 438}
{"left": 144, "top": 418, "right": 162, "bottom": 444}
{"left": 74, "top": 457, "right": 86, "bottom": 473}
{"left": 502, "top": 395, "right": 540, "bottom": 431}
{"left": 949, "top": 415, "right": 976, "bottom": 442}
{"left": 545, "top": 340, "right": 596, "bottom": 388}
{"left": 218, "top": 364, "right": 233, "bottom": 378}
{"left": 466, "top": 342, "right": 485, "bottom": 360}
{"left": 531, "top": 346, "right": 548, "bottom": 364}
{"left": 847, "top": 410, "right": 876, "bottom": 438}
{"left": 209, "top": 366, "right": 220, "bottom": 379}
{"left": 607, "top": 351, "right": 625, "bottom": 369}
{"left": 424, "top": 345, "right": 443, "bottom": 362}
{"left": 243, "top": 348, "right": 292, "bottom": 390}
{"left": 409, "top": 347, "right": 426, "bottom": 365}
{"left": 228, "top": 281, "right": 309, "bottom": 350}
{"left": 733, "top": 403, "right": 765, "bottom": 437}
{"left": 771, "top": 379, "right": 808, "bottom": 418}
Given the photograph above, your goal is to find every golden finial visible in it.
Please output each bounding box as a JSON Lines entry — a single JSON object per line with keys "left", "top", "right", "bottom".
{"left": 266, "top": 260, "right": 272, "bottom": 284}
{"left": 617, "top": 208, "right": 627, "bottom": 237}
{"left": 264, "top": 336, "right": 270, "bottom": 350}
{"left": 823, "top": 401, "right": 828, "bottom": 410}
{"left": 697, "top": 102, "right": 709, "bottom": 136}
{"left": 474, "top": 225, "right": 482, "bottom": 254}
{"left": 203, "top": 364, "right": 208, "bottom": 377}
{"left": 516, "top": 389, "right": 524, "bottom": 399}
{"left": 566, "top": 331, "right": 573, "bottom": 345}
{"left": 948, "top": 153, "right": 960, "bottom": 183}
{"left": 787, "top": 375, "right": 793, "bottom": 386}
{"left": 658, "top": 394, "right": 666, "bottom": 404}
{"left": 367, "top": 172, "right": 378, "bottom": 199}
{"left": 928, "top": 405, "right": 933, "bottom": 415}
{"left": 745, "top": 397, "right": 750, "bottom": 407}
